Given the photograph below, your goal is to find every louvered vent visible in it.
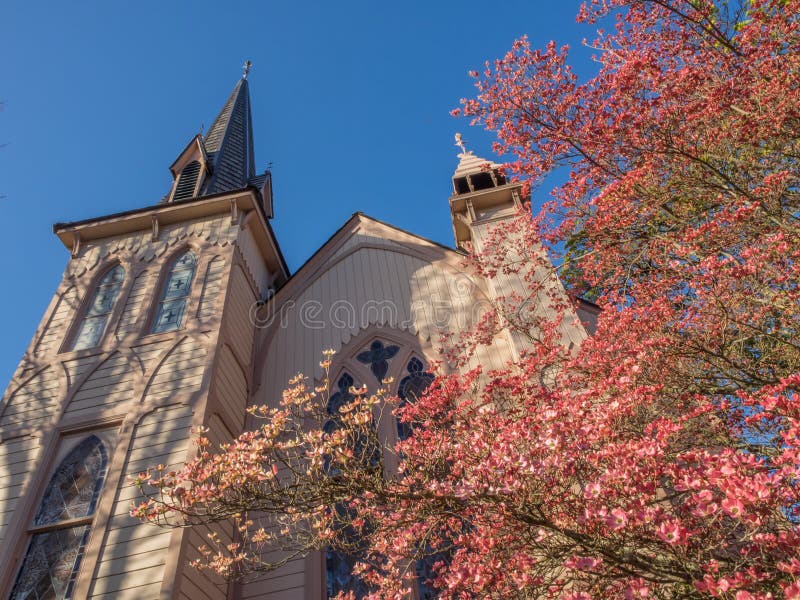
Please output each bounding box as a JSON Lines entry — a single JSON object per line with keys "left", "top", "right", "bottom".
{"left": 173, "top": 161, "right": 201, "bottom": 201}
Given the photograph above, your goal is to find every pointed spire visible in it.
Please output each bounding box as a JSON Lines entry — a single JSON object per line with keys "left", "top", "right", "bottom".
{"left": 201, "top": 71, "right": 256, "bottom": 195}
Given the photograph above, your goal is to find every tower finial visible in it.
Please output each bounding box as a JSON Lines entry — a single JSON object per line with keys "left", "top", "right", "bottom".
{"left": 454, "top": 132, "right": 468, "bottom": 155}
{"left": 242, "top": 60, "right": 252, "bottom": 79}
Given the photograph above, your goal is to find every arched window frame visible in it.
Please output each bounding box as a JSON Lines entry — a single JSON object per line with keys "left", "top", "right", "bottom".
{"left": 9, "top": 434, "right": 110, "bottom": 600}
{"left": 322, "top": 336, "right": 437, "bottom": 599}
{"left": 150, "top": 248, "right": 198, "bottom": 334}
{"left": 68, "top": 263, "right": 126, "bottom": 352}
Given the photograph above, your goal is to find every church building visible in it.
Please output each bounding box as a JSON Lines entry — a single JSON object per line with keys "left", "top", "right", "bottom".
{"left": 0, "top": 68, "right": 595, "bottom": 599}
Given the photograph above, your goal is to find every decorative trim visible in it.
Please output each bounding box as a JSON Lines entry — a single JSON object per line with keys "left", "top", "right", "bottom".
{"left": 151, "top": 215, "right": 160, "bottom": 241}
{"left": 71, "top": 231, "right": 81, "bottom": 257}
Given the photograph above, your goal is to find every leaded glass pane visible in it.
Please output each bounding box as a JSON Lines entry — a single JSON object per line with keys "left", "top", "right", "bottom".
{"left": 152, "top": 298, "right": 188, "bottom": 333}
{"left": 35, "top": 436, "right": 107, "bottom": 526}
{"left": 71, "top": 265, "right": 124, "bottom": 351}
{"left": 397, "top": 358, "right": 435, "bottom": 441}
{"left": 9, "top": 525, "right": 90, "bottom": 600}
{"left": 356, "top": 340, "right": 399, "bottom": 383}
{"left": 151, "top": 251, "right": 196, "bottom": 333}
{"left": 162, "top": 267, "right": 195, "bottom": 300}
{"left": 98, "top": 265, "right": 125, "bottom": 285}
{"left": 71, "top": 316, "right": 109, "bottom": 352}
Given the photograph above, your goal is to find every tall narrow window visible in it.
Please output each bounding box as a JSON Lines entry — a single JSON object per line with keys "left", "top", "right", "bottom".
{"left": 10, "top": 436, "right": 108, "bottom": 600}
{"left": 324, "top": 373, "right": 374, "bottom": 599}
{"left": 152, "top": 250, "right": 197, "bottom": 333}
{"left": 396, "top": 357, "right": 435, "bottom": 441}
{"left": 72, "top": 265, "right": 125, "bottom": 351}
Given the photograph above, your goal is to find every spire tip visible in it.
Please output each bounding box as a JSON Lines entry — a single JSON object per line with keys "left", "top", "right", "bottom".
{"left": 242, "top": 60, "right": 252, "bottom": 80}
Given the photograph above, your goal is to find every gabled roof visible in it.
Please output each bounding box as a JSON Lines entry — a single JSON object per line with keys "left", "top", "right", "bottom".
{"left": 168, "top": 134, "right": 209, "bottom": 176}
{"left": 201, "top": 77, "right": 256, "bottom": 195}
{"left": 271, "top": 212, "right": 467, "bottom": 301}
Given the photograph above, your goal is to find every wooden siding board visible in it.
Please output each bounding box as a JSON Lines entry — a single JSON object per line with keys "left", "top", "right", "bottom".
{"left": 89, "top": 404, "right": 192, "bottom": 599}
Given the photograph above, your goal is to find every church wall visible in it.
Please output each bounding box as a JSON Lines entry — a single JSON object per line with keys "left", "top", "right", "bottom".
{"left": 256, "top": 223, "right": 512, "bottom": 412}
{"left": 241, "top": 219, "right": 515, "bottom": 600}
{"left": 0, "top": 434, "right": 41, "bottom": 545}
{"left": 173, "top": 241, "right": 267, "bottom": 599}
{"left": 87, "top": 403, "right": 194, "bottom": 600}
{"left": 469, "top": 220, "right": 587, "bottom": 354}
{"left": 0, "top": 209, "right": 255, "bottom": 598}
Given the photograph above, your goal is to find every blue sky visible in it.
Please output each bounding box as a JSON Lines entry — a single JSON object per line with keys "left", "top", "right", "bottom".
{"left": 0, "top": 1, "right": 596, "bottom": 388}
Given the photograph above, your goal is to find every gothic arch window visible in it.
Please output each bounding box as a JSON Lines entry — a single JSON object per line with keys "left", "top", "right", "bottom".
{"left": 323, "top": 341, "right": 437, "bottom": 599}
{"left": 10, "top": 435, "right": 108, "bottom": 599}
{"left": 396, "top": 356, "right": 435, "bottom": 441}
{"left": 324, "top": 372, "right": 374, "bottom": 599}
{"left": 151, "top": 250, "right": 197, "bottom": 333}
{"left": 71, "top": 264, "right": 125, "bottom": 351}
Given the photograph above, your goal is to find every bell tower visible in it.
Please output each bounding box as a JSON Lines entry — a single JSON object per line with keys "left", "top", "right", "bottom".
{"left": 448, "top": 134, "right": 590, "bottom": 356}
{"left": 0, "top": 65, "right": 287, "bottom": 599}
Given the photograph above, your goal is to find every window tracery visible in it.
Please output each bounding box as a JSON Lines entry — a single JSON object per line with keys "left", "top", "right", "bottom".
{"left": 356, "top": 340, "right": 399, "bottom": 383}
{"left": 71, "top": 265, "right": 125, "bottom": 350}
{"left": 152, "top": 250, "right": 197, "bottom": 333}
{"left": 325, "top": 342, "right": 437, "bottom": 599}
{"left": 10, "top": 436, "right": 108, "bottom": 600}
{"left": 396, "top": 356, "right": 435, "bottom": 441}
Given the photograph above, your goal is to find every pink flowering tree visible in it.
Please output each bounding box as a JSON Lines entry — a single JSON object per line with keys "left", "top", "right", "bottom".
{"left": 134, "top": 1, "right": 800, "bottom": 597}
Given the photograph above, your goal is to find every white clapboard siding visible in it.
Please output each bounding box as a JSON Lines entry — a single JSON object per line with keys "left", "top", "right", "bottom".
{"left": 88, "top": 404, "right": 193, "bottom": 599}
{"left": 471, "top": 221, "right": 587, "bottom": 351}
{"left": 64, "top": 352, "right": 136, "bottom": 419}
{"left": 143, "top": 338, "right": 208, "bottom": 404}
{"left": 130, "top": 338, "right": 174, "bottom": 376}
{"left": 34, "top": 286, "right": 79, "bottom": 356}
{"left": 0, "top": 435, "right": 40, "bottom": 543}
{"left": 116, "top": 270, "right": 151, "bottom": 337}
{"left": 63, "top": 355, "right": 102, "bottom": 390}
{"left": 238, "top": 227, "right": 270, "bottom": 297}
{"left": 237, "top": 553, "right": 307, "bottom": 600}
{"left": 260, "top": 243, "right": 506, "bottom": 407}
{"left": 0, "top": 367, "right": 61, "bottom": 428}
{"left": 197, "top": 255, "right": 226, "bottom": 322}
{"left": 212, "top": 345, "right": 248, "bottom": 431}
{"left": 224, "top": 266, "right": 256, "bottom": 367}
{"left": 175, "top": 412, "right": 234, "bottom": 600}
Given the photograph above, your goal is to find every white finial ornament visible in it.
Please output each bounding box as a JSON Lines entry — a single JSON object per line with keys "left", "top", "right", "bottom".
{"left": 243, "top": 60, "right": 253, "bottom": 79}
{"left": 454, "top": 132, "right": 468, "bottom": 155}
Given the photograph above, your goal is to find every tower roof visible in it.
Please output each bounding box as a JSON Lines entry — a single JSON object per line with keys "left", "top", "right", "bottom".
{"left": 453, "top": 151, "right": 501, "bottom": 179}
{"left": 202, "top": 77, "right": 257, "bottom": 195}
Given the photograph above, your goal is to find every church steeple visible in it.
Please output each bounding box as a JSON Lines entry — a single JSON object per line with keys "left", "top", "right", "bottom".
{"left": 202, "top": 75, "right": 256, "bottom": 195}
{"left": 166, "top": 63, "right": 274, "bottom": 217}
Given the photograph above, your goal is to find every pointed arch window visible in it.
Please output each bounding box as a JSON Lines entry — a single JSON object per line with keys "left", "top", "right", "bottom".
{"left": 324, "top": 372, "right": 374, "bottom": 599}
{"left": 152, "top": 250, "right": 197, "bottom": 333}
{"left": 72, "top": 265, "right": 125, "bottom": 351}
{"left": 396, "top": 356, "right": 435, "bottom": 441}
{"left": 10, "top": 436, "right": 108, "bottom": 600}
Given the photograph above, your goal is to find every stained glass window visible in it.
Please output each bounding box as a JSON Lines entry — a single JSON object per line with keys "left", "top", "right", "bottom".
{"left": 72, "top": 265, "right": 125, "bottom": 351}
{"left": 396, "top": 357, "right": 435, "bottom": 441}
{"left": 152, "top": 250, "right": 196, "bottom": 333}
{"left": 356, "top": 340, "right": 399, "bottom": 383}
{"left": 10, "top": 436, "right": 108, "bottom": 600}
{"left": 324, "top": 374, "right": 374, "bottom": 599}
